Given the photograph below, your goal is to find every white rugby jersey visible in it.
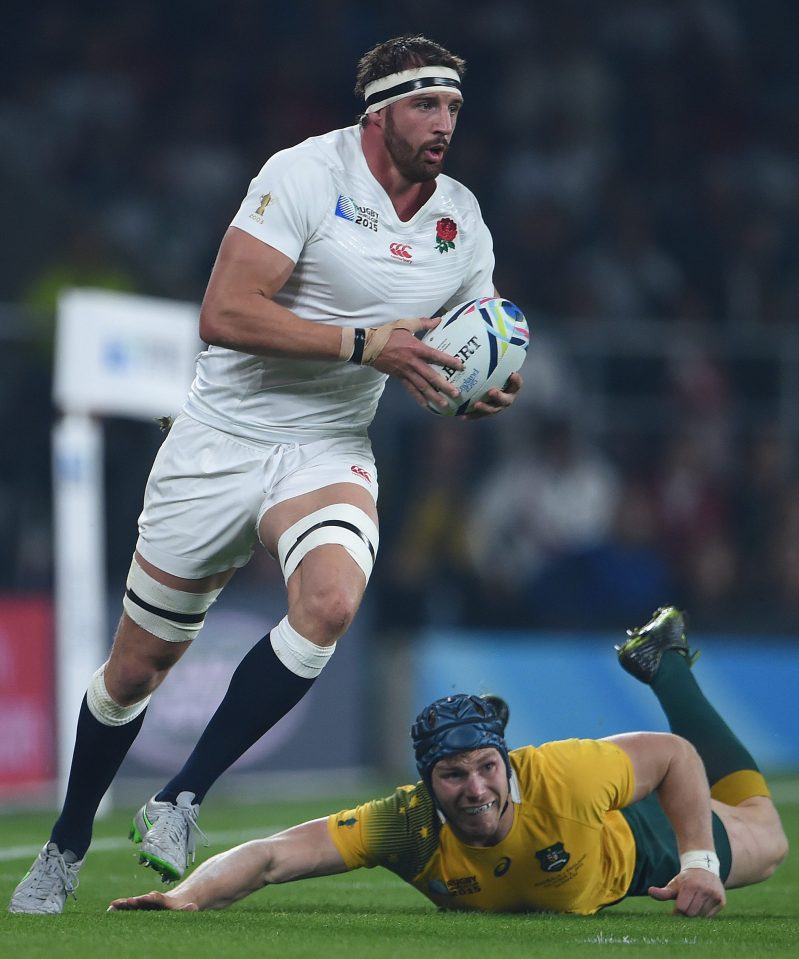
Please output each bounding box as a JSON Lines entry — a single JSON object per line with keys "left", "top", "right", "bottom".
{"left": 184, "top": 124, "right": 495, "bottom": 443}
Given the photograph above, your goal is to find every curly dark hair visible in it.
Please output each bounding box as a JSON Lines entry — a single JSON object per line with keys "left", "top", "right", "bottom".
{"left": 354, "top": 35, "right": 466, "bottom": 100}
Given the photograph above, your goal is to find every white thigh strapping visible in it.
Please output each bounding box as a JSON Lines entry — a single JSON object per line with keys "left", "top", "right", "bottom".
{"left": 122, "top": 557, "right": 223, "bottom": 643}
{"left": 276, "top": 504, "right": 379, "bottom": 583}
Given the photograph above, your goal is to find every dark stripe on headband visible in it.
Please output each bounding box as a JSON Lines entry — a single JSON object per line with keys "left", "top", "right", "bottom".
{"left": 284, "top": 519, "right": 376, "bottom": 568}
{"left": 365, "top": 76, "right": 461, "bottom": 108}
{"left": 125, "top": 588, "right": 207, "bottom": 624}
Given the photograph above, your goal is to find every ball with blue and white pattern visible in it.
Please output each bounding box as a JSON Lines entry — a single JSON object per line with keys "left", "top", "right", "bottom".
{"left": 421, "top": 296, "right": 530, "bottom": 415}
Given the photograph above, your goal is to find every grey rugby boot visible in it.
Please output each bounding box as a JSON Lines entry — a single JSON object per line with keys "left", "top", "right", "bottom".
{"left": 129, "top": 791, "right": 208, "bottom": 881}
{"left": 8, "top": 842, "right": 84, "bottom": 914}
{"left": 615, "top": 606, "right": 700, "bottom": 684}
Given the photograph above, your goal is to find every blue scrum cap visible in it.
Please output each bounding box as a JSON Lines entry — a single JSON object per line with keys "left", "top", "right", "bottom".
{"left": 411, "top": 693, "right": 510, "bottom": 788}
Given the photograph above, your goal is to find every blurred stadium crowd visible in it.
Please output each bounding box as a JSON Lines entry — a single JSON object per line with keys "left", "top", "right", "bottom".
{"left": 2, "top": 0, "right": 799, "bottom": 633}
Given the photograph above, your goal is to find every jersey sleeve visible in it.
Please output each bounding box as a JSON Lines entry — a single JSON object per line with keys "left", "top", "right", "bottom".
{"left": 530, "top": 739, "right": 636, "bottom": 824}
{"left": 326, "top": 783, "right": 441, "bottom": 880}
{"left": 230, "top": 146, "right": 334, "bottom": 263}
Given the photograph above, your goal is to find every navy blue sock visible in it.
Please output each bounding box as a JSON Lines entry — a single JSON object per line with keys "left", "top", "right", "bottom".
{"left": 50, "top": 696, "right": 147, "bottom": 858}
{"left": 155, "top": 633, "right": 314, "bottom": 804}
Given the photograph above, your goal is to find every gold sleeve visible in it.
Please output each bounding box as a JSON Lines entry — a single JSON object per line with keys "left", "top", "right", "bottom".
{"left": 524, "top": 739, "right": 636, "bottom": 821}
{"left": 327, "top": 783, "right": 441, "bottom": 880}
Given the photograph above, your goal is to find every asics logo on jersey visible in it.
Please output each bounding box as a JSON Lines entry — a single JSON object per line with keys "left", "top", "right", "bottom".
{"left": 335, "top": 194, "right": 379, "bottom": 232}
{"left": 389, "top": 242, "right": 413, "bottom": 262}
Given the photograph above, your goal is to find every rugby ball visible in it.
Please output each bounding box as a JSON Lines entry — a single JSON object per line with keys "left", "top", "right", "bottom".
{"left": 422, "top": 297, "right": 529, "bottom": 415}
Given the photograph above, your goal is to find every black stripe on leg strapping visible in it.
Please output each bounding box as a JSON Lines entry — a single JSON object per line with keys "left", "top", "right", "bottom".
{"left": 283, "top": 519, "right": 375, "bottom": 569}
{"left": 125, "top": 588, "right": 208, "bottom": 624}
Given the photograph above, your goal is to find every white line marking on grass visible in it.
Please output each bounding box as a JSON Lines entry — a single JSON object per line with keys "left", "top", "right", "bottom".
{"left": 582, "top": 934, "right": 699, "bottom": 945}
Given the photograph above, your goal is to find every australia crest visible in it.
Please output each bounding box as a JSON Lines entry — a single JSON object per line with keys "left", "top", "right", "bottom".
{"left": 535, "top": 842, "right": 570, "bottom": 873}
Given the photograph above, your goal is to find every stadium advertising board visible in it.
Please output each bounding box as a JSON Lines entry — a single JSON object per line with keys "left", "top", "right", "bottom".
{"left": 0, "top": 598, "right": 55, "bottom": 799}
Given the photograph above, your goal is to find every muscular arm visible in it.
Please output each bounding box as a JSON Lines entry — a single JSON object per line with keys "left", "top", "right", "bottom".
{"left": 605, "top": 732, "right": 726, "bottom": 917}
{"left": 200, "top": 227, "right": 339, "bottom": 358}
{"left": 198, "top": 226, "right": 462, "bottom": 409}
{"left": 108, "top": 818, "right": 349, "bottom": 913}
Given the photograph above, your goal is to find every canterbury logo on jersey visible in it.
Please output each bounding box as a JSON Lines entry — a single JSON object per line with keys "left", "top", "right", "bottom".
{"left": 335, "top": 194, "right": 379, "bottom": 232}
{"left": 389, "top": 242, "right": 413, "bottom": 262}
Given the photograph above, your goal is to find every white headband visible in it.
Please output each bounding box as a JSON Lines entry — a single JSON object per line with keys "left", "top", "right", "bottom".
{"left": 363, "top": 66, "right": 462, "bottom": 114}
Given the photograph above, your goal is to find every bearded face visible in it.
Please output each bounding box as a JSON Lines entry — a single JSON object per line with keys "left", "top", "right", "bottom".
{"left": 383, "top": 104, "right": 449, "bottom": 182}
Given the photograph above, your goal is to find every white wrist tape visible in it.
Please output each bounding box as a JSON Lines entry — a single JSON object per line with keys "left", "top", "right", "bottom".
{"left": 679, "top": 850, "right": 720, "bottom": 876}
{"left": 339, "top": 319, "right": 425, "bottom": 365}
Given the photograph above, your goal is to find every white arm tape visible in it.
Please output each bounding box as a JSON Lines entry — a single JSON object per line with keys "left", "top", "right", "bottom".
{"left": 679, "top": 850, "right": 720, "bottom": 876}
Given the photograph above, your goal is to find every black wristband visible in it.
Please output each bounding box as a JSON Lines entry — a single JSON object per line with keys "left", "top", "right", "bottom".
{"left": 350, "top": 328, "right": 366, "bottom": 364}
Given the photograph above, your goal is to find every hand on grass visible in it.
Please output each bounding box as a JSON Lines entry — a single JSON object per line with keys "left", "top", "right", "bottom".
{"left": 108, "top": 891, "right": 199, "bottom": 912}
{"left": 648, "top": 868, "right": 726, "bottom": 917}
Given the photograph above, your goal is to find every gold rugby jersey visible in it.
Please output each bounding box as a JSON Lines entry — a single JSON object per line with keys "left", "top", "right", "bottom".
{"left": 328, "top": 739, "right": 636, "bottom": 914}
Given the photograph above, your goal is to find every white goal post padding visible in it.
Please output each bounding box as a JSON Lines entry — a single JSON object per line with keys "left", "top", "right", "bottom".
{"left": 52, "top": 288, "right": 200, "bottom": 809}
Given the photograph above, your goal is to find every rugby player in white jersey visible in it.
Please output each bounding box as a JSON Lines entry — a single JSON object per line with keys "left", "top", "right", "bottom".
{"left": 9, "top": 34, "right": 521, "bottom": 915}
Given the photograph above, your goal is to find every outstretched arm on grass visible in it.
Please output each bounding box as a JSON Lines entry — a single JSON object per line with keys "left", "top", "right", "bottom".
{"left": 108, "top": 819, "right": 349, "bottom": 912}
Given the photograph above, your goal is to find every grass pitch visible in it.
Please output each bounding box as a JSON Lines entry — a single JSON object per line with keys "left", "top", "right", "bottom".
{"left": 2, "top": 782, "right": 797, "bottom": 959}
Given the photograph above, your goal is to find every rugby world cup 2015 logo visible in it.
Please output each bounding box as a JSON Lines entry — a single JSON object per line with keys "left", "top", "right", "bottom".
{"left": 335, "top": 194, "right": 359, "bottom": 221}
{"left": 335, "top": 194, "right": 379, "bottom": 232}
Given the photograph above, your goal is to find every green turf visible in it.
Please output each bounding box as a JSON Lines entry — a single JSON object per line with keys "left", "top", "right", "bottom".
{"left": 2, "top": 784, "right": 797, "bottom": 959}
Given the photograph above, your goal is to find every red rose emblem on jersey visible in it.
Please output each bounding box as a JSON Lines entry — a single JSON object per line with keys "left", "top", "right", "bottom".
{"left": 435, "top": 217, "right": 458, "bottom": 253}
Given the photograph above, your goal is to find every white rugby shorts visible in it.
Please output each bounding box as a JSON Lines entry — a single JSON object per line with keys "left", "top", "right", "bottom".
{"left": 135, "top": 414, "right": 378, "bottom": 579}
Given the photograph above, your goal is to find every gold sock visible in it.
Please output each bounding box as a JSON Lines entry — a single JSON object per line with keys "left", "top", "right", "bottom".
{"left": 711, "top": 769, "right": 771, "bottom": 805}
